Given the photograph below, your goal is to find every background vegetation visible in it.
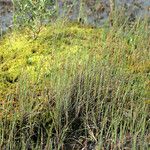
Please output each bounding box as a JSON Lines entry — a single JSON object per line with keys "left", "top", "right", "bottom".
{"left": 0, "top": 0, "right": 150, "bottom": 149}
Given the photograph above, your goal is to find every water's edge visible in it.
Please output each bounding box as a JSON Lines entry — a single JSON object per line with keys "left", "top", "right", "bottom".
{"left": 0, "top": 0, "right": 150, "bottom": 32}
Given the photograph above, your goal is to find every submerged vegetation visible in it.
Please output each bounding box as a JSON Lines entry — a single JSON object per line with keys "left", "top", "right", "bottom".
{"left": 0, "top": 0, "right": 150, "bottom": 150}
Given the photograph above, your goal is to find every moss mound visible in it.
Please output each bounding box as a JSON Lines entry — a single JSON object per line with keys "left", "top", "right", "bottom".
{"left": 0, "top": 23, "right": 100, "bottom": 97}
{"left": 0, "top": 23, "right": 149, "bottom": 98}
{"left": 0, "top": 22, "right": 149, "bottom": 149}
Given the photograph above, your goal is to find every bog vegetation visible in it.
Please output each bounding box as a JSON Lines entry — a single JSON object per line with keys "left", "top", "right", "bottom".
{"left": 0, "top": 0, "right": 150, "bottom": 149}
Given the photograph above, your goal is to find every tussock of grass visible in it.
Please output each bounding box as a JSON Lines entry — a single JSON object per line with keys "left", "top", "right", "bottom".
{"left": 0, "top": 21, "right": 150, "bottom": 149}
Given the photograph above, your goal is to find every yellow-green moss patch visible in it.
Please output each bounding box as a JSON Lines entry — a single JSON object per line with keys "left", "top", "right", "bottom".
{"left": 0, "top": 22, "right": 149, "bottom": 100}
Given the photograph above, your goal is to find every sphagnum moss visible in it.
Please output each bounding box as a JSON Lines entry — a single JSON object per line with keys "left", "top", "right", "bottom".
{"left": 0, "top": 22, "right": 149, "bottom": 149}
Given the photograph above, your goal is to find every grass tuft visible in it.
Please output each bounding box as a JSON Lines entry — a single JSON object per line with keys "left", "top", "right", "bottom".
{"left": 0, "top": 20, "right": 149, "bottom": 149}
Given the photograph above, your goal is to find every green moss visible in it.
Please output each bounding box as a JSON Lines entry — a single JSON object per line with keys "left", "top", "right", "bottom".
{"left": 0, "top": 24, "right": 98, "bottom": 97}
{"left": 0, "top": 22, "right": 149, "bottom": 100}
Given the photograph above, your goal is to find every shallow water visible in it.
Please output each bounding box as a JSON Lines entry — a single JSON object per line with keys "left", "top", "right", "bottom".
{"left": 0, "top": 0, "right": 13, "bottom": 32}
{"left": 59, "top": 0, "right": 150, "bottom": 26}
{"left": 0, "top": 0, "right": 150, "bottom": 32}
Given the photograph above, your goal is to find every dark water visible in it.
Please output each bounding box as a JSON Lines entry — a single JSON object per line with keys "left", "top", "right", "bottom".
{"left": 59, "top": 0, "right": 150, "bottom": 26}
{"left": 0, "top": 0, "right": 150, "bottom": 32}
{"left": 0, "top": 0, "right": 13, "bottom": 32}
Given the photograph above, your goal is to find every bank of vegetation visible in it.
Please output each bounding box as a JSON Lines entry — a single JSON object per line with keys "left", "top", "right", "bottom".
{"left": 0, "top": 0, "right": 150, "bottom": 149}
